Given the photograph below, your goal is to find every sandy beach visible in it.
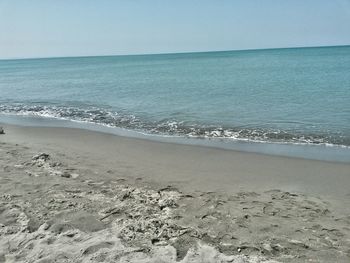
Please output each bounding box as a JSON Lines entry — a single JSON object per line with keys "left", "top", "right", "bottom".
{"left": 1, "top": 123, "right": 350, "bottom": 262}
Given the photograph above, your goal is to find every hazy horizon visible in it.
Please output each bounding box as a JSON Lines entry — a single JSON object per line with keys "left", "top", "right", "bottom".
{"left": 1, "top": 44, "right": 350, "bottom": 61}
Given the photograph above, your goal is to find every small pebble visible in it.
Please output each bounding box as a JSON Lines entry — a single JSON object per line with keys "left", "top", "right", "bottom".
{"left": 61, "top": 172, "right": 72, "bottom": 178}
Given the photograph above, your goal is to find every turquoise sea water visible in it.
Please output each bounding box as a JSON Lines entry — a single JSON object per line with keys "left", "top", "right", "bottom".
{"left": 0, "top": 46, "right": 350, "bottom": 154}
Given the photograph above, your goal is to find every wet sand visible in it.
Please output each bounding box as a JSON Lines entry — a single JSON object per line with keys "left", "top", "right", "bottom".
{"left": 0, "top": 124, "right": 350, "bottom": 262}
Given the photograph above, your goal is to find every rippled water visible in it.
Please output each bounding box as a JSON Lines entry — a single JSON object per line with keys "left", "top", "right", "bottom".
{"left": 0, "top": 46, "right": 350, "bottom": 146}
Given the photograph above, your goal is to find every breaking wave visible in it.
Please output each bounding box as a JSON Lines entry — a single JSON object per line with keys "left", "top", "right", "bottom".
{"left": 0, "top": 103, "right": 349, "bottom": 147}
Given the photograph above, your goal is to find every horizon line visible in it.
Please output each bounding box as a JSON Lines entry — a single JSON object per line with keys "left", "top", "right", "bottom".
{"left": 1, "top": 44, "right": 349, "bottom": 61}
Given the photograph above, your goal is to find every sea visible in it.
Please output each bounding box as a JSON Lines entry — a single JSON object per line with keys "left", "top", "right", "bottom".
{"left": 1, "top": 46, "right": 350, "bottom": 162}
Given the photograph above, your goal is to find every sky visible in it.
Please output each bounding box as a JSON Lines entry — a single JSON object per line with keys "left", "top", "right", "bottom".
{"left": 0, "top": 0, "right": 350, "bottom": 59}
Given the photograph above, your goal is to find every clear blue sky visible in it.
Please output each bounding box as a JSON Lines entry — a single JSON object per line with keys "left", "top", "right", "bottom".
{"left": 1, "top": 0, "right": 350, "bottom": 59}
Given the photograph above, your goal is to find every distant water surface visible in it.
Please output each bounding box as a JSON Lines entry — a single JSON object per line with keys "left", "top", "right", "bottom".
{"left": 0, "top": 46, "right": 350, "bottom": 150}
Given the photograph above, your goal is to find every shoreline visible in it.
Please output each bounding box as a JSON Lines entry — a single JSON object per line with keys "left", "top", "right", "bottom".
{"left": 1, "top": 123, "right": 350, "bottom": 262}
{"left": 1, "top": 123, "right": 350, "bottom": 202}
{"left": 1, "top": 114, "right": 350, "bottom": 163}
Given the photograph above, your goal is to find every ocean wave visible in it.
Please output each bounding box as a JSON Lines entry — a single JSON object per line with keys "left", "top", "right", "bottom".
{"left": 0, "top": 103, "right": 349, "bottom": 147}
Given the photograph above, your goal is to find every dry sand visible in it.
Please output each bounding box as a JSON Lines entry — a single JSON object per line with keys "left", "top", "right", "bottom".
{"left": 0, "top": 124, "right": 349, "bottom": 262}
